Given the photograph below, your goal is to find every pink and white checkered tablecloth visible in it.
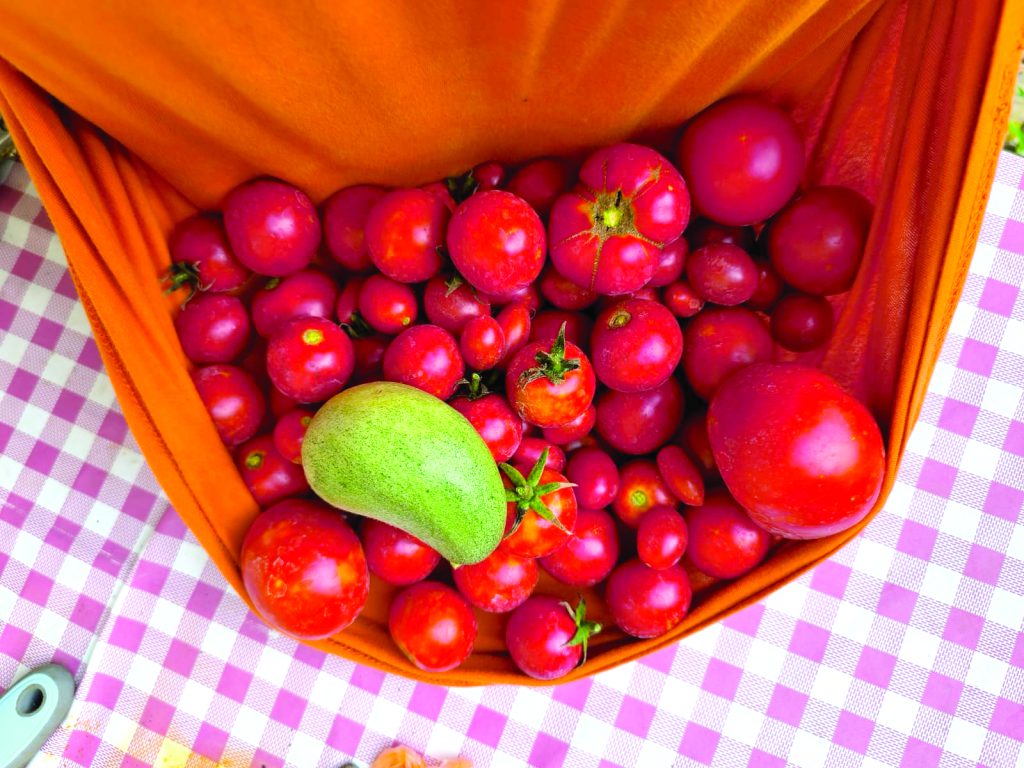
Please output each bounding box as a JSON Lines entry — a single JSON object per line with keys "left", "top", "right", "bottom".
{"left": 0, "top": 154, "right": 1022, "bottom": 768}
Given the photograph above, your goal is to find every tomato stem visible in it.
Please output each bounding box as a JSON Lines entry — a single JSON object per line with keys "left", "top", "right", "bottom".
{"left": 561, "top": 597, "right": 602, "bottom": 665}
{"left": 520, "top": 323, "right": 580, "bottom": 386}
{"left": 498, "top": 448, "right": 574, "bottom": 537}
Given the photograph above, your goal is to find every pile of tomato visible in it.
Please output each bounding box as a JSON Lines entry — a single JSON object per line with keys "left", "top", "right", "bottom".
{"left": 168, "top": 94, "right": 878, "bottom": 680}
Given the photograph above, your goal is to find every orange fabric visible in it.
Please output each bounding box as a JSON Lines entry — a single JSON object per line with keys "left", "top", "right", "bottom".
{"left": 0, "top": 0, "right": 1020, "bottom": 686}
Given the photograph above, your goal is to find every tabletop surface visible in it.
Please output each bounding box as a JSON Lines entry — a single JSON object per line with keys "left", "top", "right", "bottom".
{"left": 0, "top": 155, "right": 1022, "bottom": 768}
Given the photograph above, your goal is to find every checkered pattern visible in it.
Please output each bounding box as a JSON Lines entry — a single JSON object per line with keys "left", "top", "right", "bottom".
{"left": 1, "top": 154, "right": 1022, "bottom": 768}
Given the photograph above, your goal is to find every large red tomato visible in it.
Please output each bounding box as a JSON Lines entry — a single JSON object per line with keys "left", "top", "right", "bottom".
{"left": 707, "top": 363, "right": 885, "bottom": 539}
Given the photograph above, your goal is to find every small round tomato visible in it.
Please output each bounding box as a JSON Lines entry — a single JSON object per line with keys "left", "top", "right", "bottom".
{"left": 770, "top": 293, "right": 834, "bottom": 352}
{"left": 606, "top": 560, "right": 691, "bottom": 638}
{"left": 682, "top": 306, "right": 773, "bottom": 401}
{"left": 350, "top": 334, "right": 389, "bottom": 384}
{"left": 223, "top": 179, "right": 321, "bottom": 276}
{"left": 272, "top": 408, "right": 314, "bottom": 463}
{"left": 365, "top": 188, "right": 448, "bottom": 283}
{"left": 268, "top": 386, "right": 300, "bottom": 419}
{"left": 530, "top": 310, "right": 593, "bottom": 351}
{"left": 747, "top": 259, "right": 785, "bottom": 311}
{"left": 506, "top": 326, "right": 596, "bottom": 428}
{"left": 637, "top": 505, "right": 688, "bottom": 570}
{"left": 512, "top": 438, "right": 566, "bottom": 474}
{"left": 453, "top": 548, "right": 538, "bottom": 613}
{"left": 175, "top": 293, "right": 251, "bottom": 364}
{"left": 540, "top": 508, "right": 620, "bottom": 587}
{"left": 495, "top": 301, "right": 533, "bottom": 365}
{"left": 362, "top": 518, "right": 441, "bottom": 586}
{"left": 661, "top": 280, "right": 705, "bottom": 318}
{"left": 358, "top": 274, "right": 419, "bottom": 335}
{"left": 447, "top": 190, "right": 546, "bottom": 295}
{"left": 420, "top": 180, "right": 456, "bottom": 212}
{"left": 565, "top": 447, "right": 619, "bottom": 510}
{"left": 266, "top": 317, "right": 354, "bottom": 403}
{"left": 460, "top": 316, "right": 505, "bottom": 371}
{"left": 542, "top": 405, "right": 596, "bottom": 446}
{"left": 423, "top": 274, "right": 491, "bottom": 333}
{"left": 505, "top": 158, "right": 573, "bottom": 217}
{"left": 591, "top": 298, "right": 683, "bottom": 392}
{"left": 241, "top": 499, "right": 368, "bottom": 639}
{"left": 480, "top": 282, "right": 543, "bottom": 312}
{"left": 382, "top": 325, "right": 464, "bottom": 400}
{"left": 538, "top": 266, "right": 599, "bottom": 310}
{"left": 656, "top": 445, "right": 705, "bottom": 506}
{"left": 595, "top": 377, "right": 684, "bottom": 455}
{"left": 685, "top": 218, "right": 757, "bottom": 251}
{"left": 612, "top": 459, "right": 675, "bottom": 527}
{"left": 251, "top": 269, "right": 338, "bottom": 337}
{"left": 474, "top": 161, "right": 506, "bottom": 190}
{"left": 686, "top": 489, "right": 771, "bottom": 579}
{"left": 236, "top": 435, "right": 309, "bottom": 506}
{"left": 167, "top": 214, "right": 250, "bottom": 295}
{"left": 686, "top": 243, "right": 759, "bottom": 306}
{"left": 500, "top": 451, "right": 578, "bottom": 559}
{"left": 192, "top": 364, "right": 265, "bottom": 446}
{"left": 678, "top": 412, "right": 718, "bottom": 480}
{"left": 506, "top": 596, "right": 601, "bottom": 680}
{"left": 649, "top": 238, "right": 688, "bottom": 288}
{"left": 389, "top": 581, "right": 477, "bottom": 672}
{"left": 549, "top": 143, "right": 690, "bottom": 295}
{"left": 450, "top": 392, "right": 523, "bottom": 463}
{"left": 322, "top": 184, "right": 388, "bottom": 272}
{"left": 335, "top": 277, "right": 365, "bottom": 327}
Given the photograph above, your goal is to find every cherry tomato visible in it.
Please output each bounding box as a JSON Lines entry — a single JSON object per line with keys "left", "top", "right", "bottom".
{"left": 605, "top": 560, "right": 691, "bottom": 638}
{"left": 496, "top": 301, "right": 533, "bottom": 365}
{"left": 505, "top": 158, "right": 573, "bottom": 217}
{"left": 637, "top": 505, "right": 688, "bottom": 570}
{"left": 662, "top": 280, "right": 705, "bottom": 318}
{"left": 191, "top": 364, "right": 265, "bottom": 447}
{"left": 365, "top": 188, "right": 448, "bottom": 283}
{"left": 389, "top": 581, "right": 477, "bottom": 672}
{"left": 506, "top": 326, "right": 596, "bottom": 428}
{"left": 175, "top": 293, "right": 251, "bottom": 364}
{"left": 423, "top": 274, "right": 491, "bottom": 333}
{"left": 481, "top": 282, "right": 543, "bottom": 313}
{"left": 747, "top": 259, "right": 785, "bottom": 311}
{"left": 453, "top": 548, "right": 538, "bottom": 613}
{"left": 500, "top": 452, "right": 578, "bottom": 559}
{"left": 351, "top": 334, "right": 389, "bottom": 384}
{"left": 382, "top": 325, "right": 464, "bottom": 400}
{"left": 460, "top": 316, "right": 505, "bottom": 371}
{"left": 679, "top": 412, "right": 718, "bottom": 480}
{"left": 538, "top": 266, "right": 599, "bottom": 310}
{"left": 223, "top": 179, "right": 321, "bottom": 276}
{"left": 540, "top": 508, "right": 620, "bottom": 587}
{"left": 677, "top": 96, "right": 804, "bottom": 226}
{"left": 322, "top": 184, "right": 388, "bottom": 272}
{"left": 473, "top": 162, "right": 506, "bottom": 191}
{"left": 236, "top": 435, "right": 310, "bottom": 506}
{"left": 649, "top": 238, "right": 688, "bottom": 288}
{"left": 506, "top": 596, "right": 601, "bottom": 680}
{"left": 512, "top": 438, "right": 566, "bottom": 474}
{"left": 166, "top": 214, "right": 250, "bottom": 295}
{"left": 656, "top": 445, "right": 705, "bottom": 506}
{"left": 241, "top": 499, "right": 368, "bottom": 639}
{"left": 682, "top": 306, "right": 772, "bottom": 400}
{"left": 358, "top": 274, "right": 419, "bottom": 334}
{"left": 707, "top": 363, "right": 885, "bottom": 539}
{"left": 335, "top": 277, "right": 365, "bottom": 326}
{"left": 267, "top": 317, "right": 354, "bottom": 403}
{"left": 685, "top": 218, "right": 757, "bottom": 252}
{"left": 685, "top": 489, "right": 771, "bottom": 578}
{"left": 362, "top": 518, "right": 441, "bottom": 586}
{"left": 612, "top": 459, "right": 675, "bottom": 527}
{"left": 595, "top": 376, "right": 684, "bottom": 455}
{"left": 769, "top": 293, "right": 834, "bottom": 352}
{"left": 420, "top": 180, "right": 456, "bottom": 212}
{"left": 450, "top": 392, "right": 523, "bottom": 463}
{"left": 686, "top": 243, "right": 759, "bottom": 306}
{"left": 530, "top": 310, "right": 592, "bottom": 351}
{"left": 272, "top": 408, "right": 314, "bottom": 463}
{"left": 542, "top": 405, "right": 596, "bottom": 446}
{"left": 268, "top": 386, "right": 300, "bottom": 419}
{"left": 565, "top": 447, "right": 619, "bottom": 510}
{"left": 251, "top": 269, "right": 338, "bottom": 337}
{"left": 591, "top": 298, "right": 683, "bottom": 392}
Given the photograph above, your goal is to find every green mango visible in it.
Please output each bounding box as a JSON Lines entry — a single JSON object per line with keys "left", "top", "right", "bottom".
{"left": 301, "top": 381, "right": 506, "bottom": 565}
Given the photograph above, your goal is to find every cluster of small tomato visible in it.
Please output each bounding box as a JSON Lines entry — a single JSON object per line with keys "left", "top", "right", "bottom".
{"left": 169, "top": 94, "right": 869, "bottom": 680}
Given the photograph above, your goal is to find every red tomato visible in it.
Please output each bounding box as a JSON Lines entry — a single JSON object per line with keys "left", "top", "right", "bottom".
{"left": 538, "top": 266, "right": 599, "bottom": 310}
{"left": 460, "top": 316, "right": 505, "bottom": 371}
{"left": 495, "top": 301, "right": 533, "bottom": 365}
{"left": 769, "top": 293, "right": 834, "bottom": 352}
{"left": 685, "top": 218, "right": 757, "bottom": 251}
{"left": 236, "top": 434, "right": 309, "bottom": 506}
{"left": 661, "top": 280, "right": 705, "bottom": 319}
{"left": 389, "top": 581, "right": 477, "bottom": 672}
{"left": 382, "top": 325, "right": 464, "bottom": 400}
{"left": 542, "top": 405, "right": 596, "bottom": 446}
{"left": 423, "top": 274, "right": 491, "bottom": 333}
{"left": 746, "top": 259, "right": 785, "bottom": 311}
{"left": 223, "top": 179, "right": 321, "bottom": 276}
{"left": 167, "top": 214, "right": 250, "bottom": 294}
{"left": 682, "top": 306, "right": 772, "bottom": 401}
{"left": 350, "top": 335, "right": 389, "bottom": 384}
{"left": 450, "top": 392, "right": 523, "bottom": 463}
{"left": 685, "top": 489, "right": 771, "bottom": 579}
{"left": 500, "top": 453, "right": 578, "bottom": 559}
{"left": 678, "top": 412, "right": 719, "bottom": 480}
{"left": 539, "top": 508, "right": 620, "bottom": 587}
{"left": 605, "top": 560, "right": 691, "bottom": 638}
{"left": 707, "top": 363, "right": 885, "bottom": 539}
{"left": 335, "top": 277, "right": 364, "bottom": 327}
{"left": 505, "top": 159, "right": 573, "bottom": 217}
{"left": 565, "top": 448, "right": 619, "bottom": 510}
{"left": 595, "top": 377, "right": 684, "bottom": 455}
{"left": 322, "top": 184, "right": 388, "bottom": 272}
{"left": 191, "top": 364, "right": 265, "bottom": 447}
{"left": 272, "top": 407, "right": 314, "bottom": 463}
{"left": 590, "top": 298, "right": 683, "bottom": 392}
{"left": 473, "top": 161, "right": 506, "bottom": 191}
{"left": 506, "top": 596, "right": 601, "bottom": 680}
{"left": 512, "top": 438, "right": 566, "bottom": 474}
{"left": 240, "top": 499, "right": 368, "bottom": 639}
{"left": 505, "top": 327, "right": 596, "bottom": 428}
{"left": 266, "top": 317, "right": 355, "bottom": 403}
{"left": 481, "top": 282, "right": 543, "bottom": 313}
{"left": 453, "top": 548, "right": 538, "bottom": 613}
{"left": 656, "top": 445, "right": 704, "bottom": 506}
{"left": 174, "top": 293, "right": 251, "bottom": 364}
{"left": 612, "top": 459, "right": 675, "bottom": 527}
{"left": 549, "top": 143, "right": 690, "bottom": 295}
{"left": 358, "top": 274, "right": 419, "bottom": 335}
{"left": 251, "top": 269, "right": 338, "bottom": 337}
{"left": 267, "top": 386, "right": 300, "bottom": 419}
{"left": 365, "top": 188, "right": 448, "bottom": 283}
{"left": 649, "top": 238, "right": 688, "bottom": 288}
{"left": 686, "top": 243, "right": 759, "bottom": 306}
{"left": 362, "top": 518, "right": 441, "bottom": 586}
{"left": 636, "top": 505, "right": 688, "bottom": 570}
{"left": 530, "top": 310, "right": 593, "bottom": 352}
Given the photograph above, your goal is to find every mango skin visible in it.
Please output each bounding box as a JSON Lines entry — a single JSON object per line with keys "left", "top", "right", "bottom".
{"left": 302, "top": 381, "right": 506, "bottom": 565}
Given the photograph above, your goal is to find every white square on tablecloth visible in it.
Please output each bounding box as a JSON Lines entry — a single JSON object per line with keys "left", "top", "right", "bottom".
{"left": 744, "top": 637, "right": 788, "bottom": 683}
{"left": 961, "top": 439, "right": 1005, "bottom": 481}
{"left": 788, "top": 730, "right": 832, "bottom": 768}
{"left": 898, "top": 626, "right": 942, "bottom": 670}
{"left": 147, "top": 596, "right": 185, "bottom": 638}
{"left": 876, "top": 689, "right": 918, "bottom": 735}
{"left": 101, "top": 710, "right": 139, "bottom": 755}
{"left": 365, "top": 696, "right": 405, "bottom": 741}
{"left": 720, "top": 702, "right": 766, "bottom": 744}
{"left": 808, "top": 663, "right": 853, "bottom": 710}
{"left": 944, "top": 716, "right": 990, "bottom": 762}
{"left": 177, "top": 677, "right": 215, "bottom": 721}
{"left": 830, "top": 601, "right": 876, "bottom": 645}
{"left": 938, "top": 500, "right": 982, "bottom": 542}
{"left": 918, "top": 562, "right": 963, "bottom": 604}
{"left": 1001, "top": 318, "right": 1024, "bottom": 357}
{"left": 126, "top": 654, "right": 161, "bottom": 694}
{"left": 985, "top": 183, "right": 1017, "bottom": 218}
{"left": 198, "top": 620, "right": 238, "bottom": 662}
{"left": 508, "top": 688, "right": 550, "bottom": 730}
{"left": 40, "top": 353, "right": 76, "bottom": 388}
{"left": 906, "top": 422, "right": 938, "bottom": 459}
{"left": 55, "top": 552, "right": 91, "bottom": 591}
{"left": 170, "top": 540, "right": 208, "bottom": 580}
{"left": 568, "top": 711, "right": 612, "bottom": 761}
{"left": 951, "top": 302, "right": 977, "bottom": 338}
{"left": 981, "top": 379, "right": 1023, "bottom": 419}
{"left": 254, "top": 644, "right": 293, "bottom": 688}
{"left": 970, "top": 242, "right": 998, "bottom": 276}
{"left": 985, "top": 586, "right": 1024, "bottom": 632}
{"left": 0, "top": 332, "right": 29, "bottom": 366}
{"left": 423, "top": 721, "right": 466, "bottom": 763}
{"left": 851, "top": 538, "right": 895, "bottom": 582}
{"left": 306, "top": 668, "right": 345, "bottom": 711}
{"left": 636, "top": 738, "right": 679, "bottom": 767}
{"left": 16, "top": 403, "right": 50, "bottom": 440}
{"left": 81, "top": 501, "right": 120, "bottom": 540}
{"left": 33, "top": 607, "right": 70, "bottom": 649}
{"left": 285, "top": 730, "right": 328, "bottom": 767}
{"left": 964, "top": 652, "right": 1010, "bottom": 696}
{"left": 232, "top": 704, "right": 270, "bottom": 747}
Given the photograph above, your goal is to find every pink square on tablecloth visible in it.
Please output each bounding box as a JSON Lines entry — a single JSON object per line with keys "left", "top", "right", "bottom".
{"left": 86, "top": 673, "right": 124, "bottom": 709}
{"left": 164, "top": 639, "right": 200, "bottom": 677}
{"left": 979, "top": 278, "right": 1020, "bottom": 316}
{"left": 0, "top": 298, "right": 17, "bottom": 330}
{"left": 70, "top": 594, "right": 104, "bottom": 632}
{"left": 216, "top": 664, "right": 254, "bottom": 703}
{"left": 72, "top": 463, "right": 107, "bottom": 499}
{"left": 0, "top": 624, "right": 32, "bottom": 661}
{"left": 723, "top": 603, "right": 766, "bottom": 636}
{"left": 943, "top": 608, "right": 985, "bottom": 649}
{"left": 788, "top": 620, "right": 829, "bottom": 662}
{"left": 109, "top": 617, "right": 146, "bottom": 653}
{"left": 552, "top": 678, "right": 592, "bottom": 710}
{"left": 407, "top": 683, "right": 447, "bottom": 720}
{"left": 1004, "top": 420, "right": 1024, "bottom": 457}
{"left": 184, "top": 580, "right": 224, "bottom": 620}
{"left": 902, "top": 737, "right": 942, "bottom": 766}
{"left": 877, "top": 582, "right": 917, "bottom": 624}
{"left": 808, "top": 560, "right": 852, "bottom": 599}
{"left": 293, "top": 643, "right": 325, "bottom": 669}
{"left": 252, "top": 749, "right": 283, "bottom": 768}
{"left": 77, "top": 338, "right": 104, "bottom": 371}
{"left": 131, "top": 560, "right": 170, "bottom": 595}
{"left": 327, "top": 715, "right": 364, "bottom": 755}
{"left": 897, "top": 519, "right": 939, "bottom": 560}
{"left": 703, "top": 658, "right": 744, "bottom": 701}
{"left": 350, "top": 665, "right": 386, "bottom": 694}
{"left": 140, "top": 697, "right": 175, "bottom": 734}
{"left": 528, "top": 733, "right": 569, "bottom": 767}
{"left": 45, "top": 517, "right": 81, "bottom": 553}
{"left": 983, "top": 481, "right": 1024, "bottom": 521}
{"left": 52, "top": 390, "right": 86, "bottom": 423}
{"left": 467, "top": 706, "right": 508, "bottom": 748}
{"left": 122, "top": 487, "right": 159, "bottom": 522}
{"left": 1012, "top": 633, "right": 1024, "bottom": 667}
{"left": 958, "top": 339, "right": 999, "bottom": 377}
{"left": 31, "top": 316, "right": 63, "bottom": 350}
{"left": 938, "top": 399, "right": 981, "bottom": 437}
{"left": 26, "top": 441, "right": 59, "bottom": 476}
{"left": 917, "top": 459, "right": 958, "bottom": 498}
{"left": 193, "top": 723, "right": 229, "bottom": 761}
{"left": 832, "top": 710, "right": 875, "bottom": 754}
{"left": 854, "top": 647, "right": 898, "bottom": 688}
{"left": 964, "top": 543, "right": 1005, "bottom": 585}
{"left": 97, "top": 411, "right": 128, "bottom": 444}
{"left": 92, "top": 538, "right": 130, "bottom": 576}
{"left": 20, "top": 570, "right": 54, "bottom": 606}
{"left": 64, "top": 731, "right": 101, "bottom": 766}
{"left": 51, "top": 649, "right": 80, "bottom": 677}
{"left": 270, "top": 688, "right": 307, "bottom": 730}
{"left": 998, "top": 217, "right": 1024, "bottom": 251}
{"left": 766, "top": 685, "right": 808, "bottom": 727}
{"left": 638, "top": 645, "right": 677, "bottom": 673}
{"left": 614, "top": 695, "right": 657, "bottom": 738}
{"left": 922, "top": 671, "right": 965, "bottom": 714}
{"left": 119, "top": 756, "right": 150, "bottom": 768}
{"left": 747, "top": 748, "right": 786, "bottom": 768}
{"left": 11, "top": 250, "right": 43, "bottom": 281}
{"left": 679, "top": 722, "right": 720, "bottom": 765}
{"left": 990, "top": 697, "right": 1024, "bottom": 739}
{"left": 8, "top": 369, "right": 39, "bottom": 401}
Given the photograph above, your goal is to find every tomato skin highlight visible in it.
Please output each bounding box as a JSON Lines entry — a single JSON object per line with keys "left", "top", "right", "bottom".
{"left": 365, "top": 188, "right": 449, "bottom": 283}
{"left": 362, "top": 519, "right": 441, "bottom": 586}
{"left": 382, "top": 325, "right": 464, "bottom": 400}
{"left": 236, "top": 434, "right": 309, "bottom": 506}
{"left": 223, "top": 179, "right": 321, "bottom": 277}
{"left": 191, "top": 364, "right": 265, "bottom": 447}
{"left": 540, "top": 507, "right": 620, "bottom": 587}
{"left": 389, "top": 581, "right": 477, "bottom": 672}
{"left": 453, "top": 548, "right": 539, "bottom": 613}
{"left": 590, "top": 298, "right": 683, "bottom": 393}
{"left": 686, "top": 489, "right": 771, "bottom": 578}
{"left": 605, "top": 559, "right": 691, "bottom": 639}
{"left": 506, "top": 332, "right": 596, "bottom": 429}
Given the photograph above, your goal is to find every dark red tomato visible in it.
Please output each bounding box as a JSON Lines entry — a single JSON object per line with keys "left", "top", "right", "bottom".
{"left": 707, "top": 363, "right": 885, "bottom": 539}
{"left": 450, "top": 393, "right": 523, "bottom": 463}
{"left": 350, "top": 334, "right": 388, "bottom": 384}
{"left": 591, "top": 298, "right": 683, "bottom": 392}
{"left": 241, "top": 499, "right": 368, "bottom": 639}
{"left": 167, "top": 214, "right": 250, "bottom": 294}
{"left": 656, "top": 445, "right": 705, "bottom": 506}
{"left": 420, "top": 180, "right": 456, "bottom": 212}
{"left": 606, "top": 560, "right": 691, "bottom": 638}
{"left": 175, "top": 293, "right": 251, "bottom": 364}
{"left": 770, "top": 293, "right": 834, "bottom": 352}
{"left": 662, "top": 280, "right": 705, "bottom": 318}
{"left": 358, "top": 274, "right": 419, "bottom": 334}
{"left": 677, "top": 96, "right": 804, "bottom": 226}
{"left": 506, "top": 328, "right": 596, "bottom": 428}
{"left": 447, "top": 190, "right": 546, "bottom": 295}
{"left": 540, "top": 508, "right": 620, "bottom": 587}
{"left": 236, "top": 435, "right": 309, "bottom": 506}
{"left": 512, "top": 438, "right": 566, "bottom": 474}
{"left": 361, "top": 518, "right": 441, "bottom": 586}
{"left": 685, "top": 218, "right": 757, "bottom": 251}
{"left": 500, "top": 456, "right": 578, "bottom": 559}
{"left": 460, "top": 315, "right": 505, "bottom": 371}
{"left": 565, "top": 447, "right": 619, "bottom": 510}
{"left": 495, "top": 301, "right": 533, "bottom": 366}
{"left": 266, "top": 317, "right": 354, "bottom": 403}
{"left": 335, "top": 277, "right": 365, "bottom": 326}
{"left": 682, "top": 306, "right": 773, "bottom": 401}
{"left": 506, "top": 596, "right": 601, "bottom": 680}
{"left": 191, "top": 364, "right": 265, "bottom": 446}
{"left": 637, "top": 505, "right": 688, "bottom": 570}
{"left": 505, "top": 158, "right": 573, "bottom": 217}
{"left": 480, "top": 282, "right": 543, "bottom": 313}
{"left": 612, "top": 459, "right": 675, "bottom": 527}
{"left": 530, "top": 310, "right": 592, "bottom": 351}
{"left": 251, "top": 269, "right": 338, "bottom": 337}
{"left": 382, "top": 324, "right": 464, "bottom": 400}
{"left": 423, "top": 274, "right": 491, "bottom": 333}
{"left": 473, "top": 162, "right": 506, "bottom": 191}
{"left": 767, "top": 186, "right": 872, "bottom": 296}
{"left": 595, "top": 377, "right": 684, "bottom": 455}
{"left": 322, "top": 185, "right": 388, "bottom": 272}
{"left": 747, "top": 259, "right": 785, "bottom": 311}
{"left": 223, "top": 179, "right": 321, "bottom": 276}
{"left": 649, "top": 238, "right": 688, "bottom": 288}
{"left": 268, "top": 386, "right": 300, "bottom": 419}
{"left": 272, "top": 408, "right": 314, "bottom": 463}
{"left": 538, "top": 266, "right": 599, "bottom": 310}
{"left": 453, "top": 548, "right": 538, "bottom": 613}
{"left": 365, "top": 188, "right": 448, "bottom": 283}
{"left": 542, "top": 405, "right": 595, "bottom": 446}
{"left": 686, "top": 489, "right": 771, "bottom": 578}
{"left": 549, "top": 143, "right": 690, "bottom": 295}
{"left": 678, "top": 412, "right": 718, "bottom": 480}
{"left": 389, "top": 581, "right": 477, "bottom": 672}
{"left": 687, "top": 243, "right": 759, "bottom": 306}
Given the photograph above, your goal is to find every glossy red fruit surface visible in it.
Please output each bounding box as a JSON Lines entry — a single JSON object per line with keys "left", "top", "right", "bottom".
{"left": 167, "top": 214, "right": 250, "bottom": 294}
{"left": 500, "top": 456, "right": 578, "bottom": 559}
{"left": 272, "top": 408, "right": 314, "bottom": 463}
{"left": 451, "top": 392, "right": 523, "bottom": 463}
{"left": 358, "top": 274, "right": 419, "bottom": 335}
{"left": 649, "top": 238, "right": 688, "bottom": 288}
{"left": 612, "top": 459, "right": 675, "bottom": 527}
{"left": 362, "top": 518, "right": 441, "bottom": 586}
{"left": 539, "top": 266, "right": 599, "bottom": 310}
{"left": 496, "top": 301, "right": 533, "bottom": 365}
{"left": 542, "top": 405, "right": 595, "bottom": 446}
{"left": 686, "top": 489, "right": 771, "bottom": 578}
{"left": 382, "top": 325, "right": 464, "bottom": 400}
{"left": 460, "top": 315, "right": 505, "bottom": 371}
{"left": 453, "top": 548, "right": 539, "bottom": 613}
{"left": 506, "top": 597, "right": 601, "bottom": 680}
{"left": 191, "top": 364, "right": 265, "bottom": 447}
{"left": 591, "top": 298, "right": 683, "bottom": 392}
{"left": 679, "top": 412, "right": 718, "bottom": 480}
{"left": 251, "top": 269, "right": 338, "bottom": 337}
{"left": 322, "top": 184, "right": 388, "bottom": 272}
{"left": 606, "top": 560, "right": 691, "bottom": 638}
{"left": 223, "top": 179, "right": 321, "bottom": 276}
{"left": 505, "top": 159, "right": 572, "bottom": 217}
{"left": 686, "top": 243, "right": 759, "bottom": 306}
{"left": 266, "top": 317, "right": 354, "bottom": 403}
{"left": 175, "top": 293, "right": 251, "bottom": 364}
{"left": 530, "top": 310, "right": 592, "bottom": 351}
{"left": 747, "top": 259, "right": 785, "bottom": 311}
{"left": 656, "top": 445, "right": 704, "bottom": 506}
{"left": 565, "top": 447, "right": 619, "bottom": 510}
{"left": 682, "top": 306, "right": 773, "bottom": 401}
{"left": 662, "top": 280, "right": 705, "bottom": 318}
{"left": 540, "top": 508, "right": 620, "bottom": 588}
{"left": 335, "top": 277, "right": 364, "bottom": 326}
{"left": 389, "top": 581, "right": 477, "bottom": 672}
{"left": 637, "top": 505, "right": 689, "bottom": 570}
{"left": 423, "top": 274, "right": 491, "bottom": 333}
{"left": 365, "top": 188, "right": 448, "bottom": 283}
{"left": 685, "top": 218, "right": 757, "bottom": 251}
{"left": 595, "top": 376, "right": 684, "bottom": 455}
{"left": 506, "top": 328, "right": 596, "bottom": 428}
{"left": 512, "top": 438, "right": 566, "bottom": 474}
{"left": 236, "top": 435, "right": 309, "bottom": 506}
{"left": 770, "top": 293, "right": 834, "bottom": 352}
